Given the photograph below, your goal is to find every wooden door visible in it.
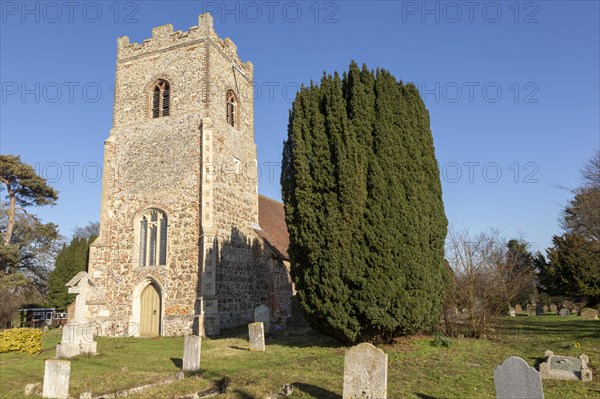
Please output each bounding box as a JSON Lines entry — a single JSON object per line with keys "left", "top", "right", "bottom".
{"left": 140, "top": 284, "right": 160, "bottom": 337}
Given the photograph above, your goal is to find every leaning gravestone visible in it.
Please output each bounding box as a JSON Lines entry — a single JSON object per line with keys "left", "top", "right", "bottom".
{"left": 248, "top": 322, "right": 265, "bottom": 352}
{"left": 254, "top": 304, "right": 271, "bottom": 334}
{"left": 527, "top": 304, "right": 536, "bottom": 317}
{"left": 343, "top": 343, "right": 388, "bottom": 399}
{"left": 580, "top": 308, "right": 599, "bottom": 320}
{"left": 182, "top": 335, "right": 202, "bottom": 372}
{"left": 539, "top": 350, "right": 593, "bottom": 382}
{"left": 42, "top": 359, "right": 70, "bottom": 399}
{"left": 494, "top": 356, "right": 544, "bottom": 399}
{"left": 56, "top": 272, "right": 97, "bottom": 358}
{"left": 559, "top": 308, "right": 570, "bottom": 317}
{"left": 514, "top": 304, "right": 523, "bottom": 313}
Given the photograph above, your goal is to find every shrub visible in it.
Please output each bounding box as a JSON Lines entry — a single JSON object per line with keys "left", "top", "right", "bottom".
{"left": 0, "top": 327, "right": 42, "bottom": 355}
{"left": 432, "top": 332, "right": 452, "bottom": 348}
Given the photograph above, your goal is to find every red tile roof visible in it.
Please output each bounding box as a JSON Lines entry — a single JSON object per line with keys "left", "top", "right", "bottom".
{"left": 255, "top": 195, "right": 290, "bottom": 260}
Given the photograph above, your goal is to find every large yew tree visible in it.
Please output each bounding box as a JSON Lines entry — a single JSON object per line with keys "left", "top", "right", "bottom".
{"left": 281, "top": 62, "right": 448, "bottom": 344}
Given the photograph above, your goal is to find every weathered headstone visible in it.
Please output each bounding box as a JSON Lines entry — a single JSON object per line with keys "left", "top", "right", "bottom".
{"left": 580, "top": 308, "right": 599, "bottom": 320}
{"left": 514, "top": 304, "right": 523, "bottom": 313}
{"left": 539, "top": 350, "right": 593, "bottom": 382}
{"left": 559, "top": 308, "right": 570, "bottom": 317}
{"left": 42, "top": 359, "right": 70, "bottom": 399}
{"left": 56, "top": 272, "right": 97, "bottom": 358}
{"left": 248, "top": 322, "right": 265, "bottom": 352}
{"left": 536, "top": 303, "right": 545, "bottom": 315}
{"left": 550, "top": 303, "right": 558, "bottom": 314}
{"left": 494, "top": 356, "right": 544, "bottom": 399}
{"left": 527, "top": 304, "right": 536, "bottom": 317}
{"left": 254, "top": 304, "right": 271, "bottom": 334}
{"left": 343, "top": 343, "right": 388, "bottom": 399}
{"left": 543, "top": 305, "right": 549, "bottom": 313}
{"left": 509, "top": 308, "right": 516, "bottom": 317}
{"left": 182, "top": 335, "right": 202, "bottom": 372}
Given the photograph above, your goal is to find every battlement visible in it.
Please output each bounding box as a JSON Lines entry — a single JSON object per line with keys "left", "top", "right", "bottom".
{"left": 116, "top": 13, "right": 252, "bottom": 76}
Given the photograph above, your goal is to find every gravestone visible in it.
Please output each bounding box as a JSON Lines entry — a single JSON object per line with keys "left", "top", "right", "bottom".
{"left": 509, "top": 308, "right": 516, "bottom": 317}
{"left": 559, "top": 308, "right": 570, "bottom": 317}
{"left": 543, "top": 305, "right": 549, "bottom": 313}
{"left": 580, "top": 308, "right": 599, "bottom": 320}
{"left": 539, "top": 350, "right": 593, "bottom": 382}
{"left": 527, "top": 304, "right": 536, "bottom": 317}
{"left": 56, "top": 272, "right": 97, "bottom": 358}
{"left": 254, "top": 304, "right": 271, "bottom": 334}
{"left": 182, "top": 335, "right": 202, "bottom": 372}
{"left": 248, "top": 322, "right": 265, "bottom": 352}
{"left": 550, "top": 303, "right": 558, "bottom": 314}
{"left": 42, "top": 359, "right": 70, "bottom": 399}
{"left": 494, "top": 356, "right": 544, "bottom": 399}
{"left": 514, "top": 304, "right": 523, "bottom": 313}
{"left": 343, "top": 343, "right": 388, "bottom": 399}
{"left": 536, "top": 303, "right": 545, "bottom": 315}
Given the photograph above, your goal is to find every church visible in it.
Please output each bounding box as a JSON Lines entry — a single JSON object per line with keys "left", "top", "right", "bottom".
{"left": 86, "top": 13, "right": 294, "bottom": 337}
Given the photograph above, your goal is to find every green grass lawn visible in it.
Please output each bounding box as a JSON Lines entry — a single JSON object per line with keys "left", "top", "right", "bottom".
{"left": 1, "top": 315, "right": 598, "bottom": 398}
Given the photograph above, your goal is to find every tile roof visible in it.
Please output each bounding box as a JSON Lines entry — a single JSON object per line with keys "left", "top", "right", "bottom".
{"left": 255, "top": 195, "right": 290, "bottom": 260}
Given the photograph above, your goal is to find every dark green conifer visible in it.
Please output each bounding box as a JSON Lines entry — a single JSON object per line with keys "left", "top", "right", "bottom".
{"left": 282, "top": 62, "right": 448, "bottom": 343}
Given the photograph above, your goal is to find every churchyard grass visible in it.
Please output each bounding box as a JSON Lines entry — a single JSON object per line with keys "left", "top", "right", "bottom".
{"left": 0, "top": 315, "right": 598, "bottom": 398}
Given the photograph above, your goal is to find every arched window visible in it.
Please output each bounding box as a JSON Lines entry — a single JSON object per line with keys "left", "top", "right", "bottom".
{"left": 138, "top": 209, "right": 167, "bottom": 267}
{"left": 151, "top": 80, "right": 170, "bottom": 118}
{"left": 226, "top": 90, "right": 237, "bottom": 127}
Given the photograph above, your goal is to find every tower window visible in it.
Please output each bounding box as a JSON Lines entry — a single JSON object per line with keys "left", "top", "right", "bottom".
{"left": 226, "top": 90, "right": 237, "bottom": 127}
{"left": 138, "top": 209, "right": 168, "bottom": 267}
{"left": 151, "top": 80, "right": 170, "bottom": 118}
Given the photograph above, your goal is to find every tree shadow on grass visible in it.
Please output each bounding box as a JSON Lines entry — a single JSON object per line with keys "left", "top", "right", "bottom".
{"left": 415, "top": 394, "right": 439, "bottom": 399}
{"left": 217, "top": 326, "right": 342, "bottom": 349}
{"left": 292, "top": 382, "right": 340, "bottom": 399}
{"left": 170, "top": 357, "right": 182, "bottom": 368}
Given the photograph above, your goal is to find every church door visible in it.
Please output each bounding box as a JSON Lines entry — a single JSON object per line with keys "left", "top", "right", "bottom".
{"left": 139, "top": 283, "right": 161, "bottom": 337}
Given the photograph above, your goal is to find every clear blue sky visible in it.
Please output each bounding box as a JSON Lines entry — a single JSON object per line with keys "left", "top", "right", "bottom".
{"left": 1, "top": 1, "right": 599, "bottom": 254}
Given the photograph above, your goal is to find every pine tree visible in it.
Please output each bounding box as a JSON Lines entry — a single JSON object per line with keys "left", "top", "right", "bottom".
{"left": 282, "top": 62, "right": 448, "bottom": 344}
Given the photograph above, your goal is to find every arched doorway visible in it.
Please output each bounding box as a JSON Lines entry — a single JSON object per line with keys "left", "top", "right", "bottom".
{"left": 139, "top": 283, "right": 161, "bottom": 337}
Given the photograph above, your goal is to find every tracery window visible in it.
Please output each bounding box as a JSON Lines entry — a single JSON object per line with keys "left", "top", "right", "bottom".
{"left": 151, "top": 80, "right": 170, "bottom": 118}
{"left": 138, "top": 209, "right": 167, "bottom": 267}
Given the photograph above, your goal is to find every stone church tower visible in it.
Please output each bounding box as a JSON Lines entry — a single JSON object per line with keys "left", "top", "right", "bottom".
{"left": 86, "top": 14, "right": 293, "bottom": 337}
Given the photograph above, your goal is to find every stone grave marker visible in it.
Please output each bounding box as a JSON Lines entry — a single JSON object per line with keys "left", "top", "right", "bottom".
{"left": 527, "top": 304, "right": 536, "bottom": 317}
{"left": 494, "top": 356, "right": 544, "bottom": 399}
{"left": 550, "top": 303, "right": 558, "bottom": 314}
{"left": 514, "top": 304, "right": 523, "bottom": 313}
{"left": 56, "top": 272, "right": 97, "bottom": 358}
{"left": 509, "top": 308, "right": 516, "bottom": 317}
{"left": 536, "top": 303, "right": 545, "bottom": 315}
{"left": 539, "top": 350, "right": 593, "bottom": 382}
{"left": 182, "top": 335, "right": 202, "bottom": 372}
{"left": 42, "top": 359, "right": 70, "bottom": 399}
{"left": 248, "top": 322, "right": 265, "bottom": 352}
{"left": 543, "top": 305, "right": 549, "bottom": 313}
{"left": 254, "top": 304, "right": 271, "bottom": 334}
{"left": 559, "top": 308, "right": 570, "bottom": 317}
{"left": 343, "top": 343, "right": 388, "bottom": 399}
{"left": 580, "top": 308, "right": 598, "bottom": 320}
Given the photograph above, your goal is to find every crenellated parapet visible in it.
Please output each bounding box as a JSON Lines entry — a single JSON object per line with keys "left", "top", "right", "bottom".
{"left": 116, "top": 13, "right": 253, "bottom": 77}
